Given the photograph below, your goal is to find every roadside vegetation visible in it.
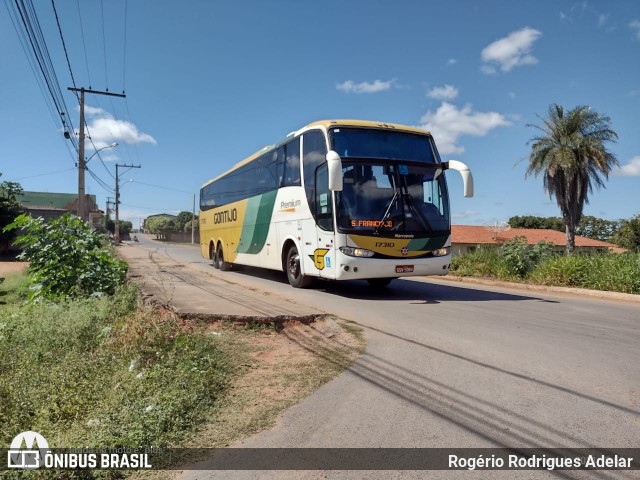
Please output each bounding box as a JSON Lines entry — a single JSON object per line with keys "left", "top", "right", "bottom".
{"left": 7, "top": 213, "right": 127, "bottom": 302}
{"left": 451, "top": 237, "right": 640, "bottom": 294}
{"left": 0, "top": 279, "right": 229, "bottom": 450}
{"left": 145, "top": 211, "right": 198, "bottom": 238}
{"left": 1, "top": 211, "right": 364, "bottom": 479}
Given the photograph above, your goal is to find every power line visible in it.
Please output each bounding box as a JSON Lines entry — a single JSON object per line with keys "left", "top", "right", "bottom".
{"left": 122, "top": 0, "right": 128, "bottom": 93}
{"left": 84, "top": 123, "right": 116, "bottom": 180}
{"left": 3, "top": 0, "right": 76, "bottom": 164}
{"left": 86, "top": 166, "right": 114, "bottom": 193}
{"left": 75, "top": 0, "right": 92, "bottom": 88}
{"left": 51, "top": 0, "right": 76, "bottom": 89}
{"left": 100, "top": 0, "right": 108, "bottom": 89}
{"left": 5, "top": 0, "right": 79, "bottom": 155}
{"left": 130, "top": 180, "right": 194, "bottom": 194}
{"left": 12, "top": 167, "right": 75, "bottom": 181}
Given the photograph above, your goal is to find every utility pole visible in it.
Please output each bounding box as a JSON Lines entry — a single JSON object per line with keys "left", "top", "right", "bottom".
{"left": 115, "top": 163, "right": 141, "bottom": 244}
{"left": 69, "top": 87, "right": 126, "bottom": 221}
{"left": 105, "top": 196, "right": 114, "bottom": 233}
{"left": 105, "top": 196, "right": 114, "bottom": 219}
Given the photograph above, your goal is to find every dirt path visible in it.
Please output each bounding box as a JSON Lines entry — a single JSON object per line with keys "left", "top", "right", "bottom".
{"left": 0, "top": 261, "right": 28, "bottom": 276}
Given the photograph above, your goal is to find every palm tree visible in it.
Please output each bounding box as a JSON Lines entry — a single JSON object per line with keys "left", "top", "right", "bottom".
{"left": 526, "top": 104, "right": 619, "bottom": 254}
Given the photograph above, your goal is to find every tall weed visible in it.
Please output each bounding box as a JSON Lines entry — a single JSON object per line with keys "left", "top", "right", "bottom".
{"left": 530, "top": 253, "right": 640, "bottom": 294}
{"left": 0, "top": 283, "right": 231, "bottom": 464}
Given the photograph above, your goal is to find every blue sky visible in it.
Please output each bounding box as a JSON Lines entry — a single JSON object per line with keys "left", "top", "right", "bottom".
{"left": 1, "top": 0, "right": 639, "bottom": 228}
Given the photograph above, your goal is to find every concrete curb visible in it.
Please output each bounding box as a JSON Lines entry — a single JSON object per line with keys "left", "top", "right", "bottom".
{"left": 431, "top": 274, "right": 640, "bottom": 304}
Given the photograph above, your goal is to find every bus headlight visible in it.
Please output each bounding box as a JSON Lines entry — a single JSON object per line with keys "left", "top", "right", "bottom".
{"left": 340, "top": 246, "right": 375, "bottom": 258}
{"left": 432, "top": 247, "right": 451, "bottom": 257}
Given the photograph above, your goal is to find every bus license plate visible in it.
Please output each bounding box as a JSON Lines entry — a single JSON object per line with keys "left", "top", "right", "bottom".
{"left": 395, "top": 265, "right": 414, "bottom": 273}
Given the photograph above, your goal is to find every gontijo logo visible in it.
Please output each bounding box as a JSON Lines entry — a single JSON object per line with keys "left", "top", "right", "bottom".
{"left": 8, "top": 431, "right": 49, "bottom": 469}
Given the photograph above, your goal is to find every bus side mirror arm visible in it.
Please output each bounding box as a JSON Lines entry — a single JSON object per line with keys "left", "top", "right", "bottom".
{"left": 443, "top": 160, "right": 474, "bottom": 198}
{"left": 326, "top": 150, "right": 343, "bottom": 191}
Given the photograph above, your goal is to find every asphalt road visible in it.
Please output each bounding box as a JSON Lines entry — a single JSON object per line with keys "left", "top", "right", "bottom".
{"left": 130, "top": 236, "right": 639, "bottom": 479}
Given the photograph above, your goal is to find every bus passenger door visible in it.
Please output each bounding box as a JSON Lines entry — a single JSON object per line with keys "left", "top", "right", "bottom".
{"left": 314, "top": 163, "right": 336, "bottom": 279}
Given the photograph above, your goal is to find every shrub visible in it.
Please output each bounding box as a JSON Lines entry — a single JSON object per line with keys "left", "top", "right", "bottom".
{"left": 451, "top": 246, "right": 503, "bottom": 278}
{"left": 501, "top": 236, "right": 553, "bottom": 278}
{"left": 451, "top": 239, "right": 554, "bottom": 281}
{"left": 5, "top": 213, "right": 127, "bottom": 302}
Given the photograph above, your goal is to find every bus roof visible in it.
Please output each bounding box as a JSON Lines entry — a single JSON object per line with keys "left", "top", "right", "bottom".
{"left": 304, "top": 119, "right": 431, "bottom": 136}
{"left": 200, "top": 119, "right": 432, "bottom": 189}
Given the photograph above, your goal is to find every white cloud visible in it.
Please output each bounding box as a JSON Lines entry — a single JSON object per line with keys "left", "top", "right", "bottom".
{"left": 418, "top": 102, "right": 512, "bottom": 155}
{"left": 426, "top": 84, "right": 459, "bottom": 100}
{"left": 82, "top": 105, "right": 156, "bottom": 149}
{"left": 597, "top": 13, "right": 609, "bottom": 28}
{"left": 336, "top": 79, "right": 395, "bottom": 94}
{"left": 446, "top": 58, "right": 457, "bottom": 66}
{"left": 615, "top": 156, "right": 640, "bottom": 176}
{"left": 481, "top": 26, "right": 542, "bottom": 73}
{"left": 630, "top": 20, "right": 640, "bottom": 40}
{"left": 507, "top": 91, "right": 516, "bottom": 99}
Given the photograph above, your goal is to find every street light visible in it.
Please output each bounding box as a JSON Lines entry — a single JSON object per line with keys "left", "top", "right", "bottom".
{"left": 86, "top": 142, "right": 118, "bottom": 164}
{"left": 77, "top": 142, "right": 118, "bottom": 224}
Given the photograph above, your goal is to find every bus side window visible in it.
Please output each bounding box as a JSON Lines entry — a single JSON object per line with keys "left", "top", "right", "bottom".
{"left": 276, "top": 147, "right": 285, "bottom": 186}
{"left": 315, "top": 163, "right": 333, "bottom": 231}
{"left": 284, "top": 138, "right": 301, "bottom": 186}
{"left": 302, "top": 130, "right": 328, "bottom": 220}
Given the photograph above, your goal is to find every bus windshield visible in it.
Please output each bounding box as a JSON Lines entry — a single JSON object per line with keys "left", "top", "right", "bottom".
{"left": 336, "top": 162, "right": 450, "bottom": 234}
{"left": 329, "top": 127, "right": 439, "bottom": 163}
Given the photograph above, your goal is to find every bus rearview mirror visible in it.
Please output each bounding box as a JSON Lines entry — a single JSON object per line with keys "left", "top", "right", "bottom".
{"left": 443, "top": 160, "right": 474, "bottom": 198}
{"left": 326, "top": 150, "right": 343, "bottom": 191}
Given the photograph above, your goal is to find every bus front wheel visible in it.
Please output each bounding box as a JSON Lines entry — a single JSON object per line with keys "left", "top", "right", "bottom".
{"left": 286, "top": 245, "right": 312, "bottom": 288}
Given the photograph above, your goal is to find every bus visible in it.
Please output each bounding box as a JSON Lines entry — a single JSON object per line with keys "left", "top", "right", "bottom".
{"left": 199, "top": 119, "right": 473, "bottom": 288}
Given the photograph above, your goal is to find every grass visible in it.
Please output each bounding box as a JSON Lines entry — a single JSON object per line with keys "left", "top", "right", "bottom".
{"left": 0, "top": 275, "right": 231, "bottom": 479}
{"left": 0, "top": 273, "right": 365, "bottom": 480}
{"left": 451, "top": 248, "right": 640, "bottom": 294}
{"left": 528, "top": 253, "right": 640, "bottom": 294}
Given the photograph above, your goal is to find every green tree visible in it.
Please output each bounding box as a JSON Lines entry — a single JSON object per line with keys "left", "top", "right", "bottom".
{"left": 508, "top": 215, "right": 564, "bottom": 231}
{"left": 0, "top": 174, "right": 24, "bottom": 252}
{"left": 146, "top": 217, "right": 177, "bottom": 239}
{"left": 183, "top": 218, "right": 199, "bottom": 233}
{"left": 5, "top": 213, "right": 127, "bottom": 301}
{"left": 611, "top": 214, "right": 640, "bottom": 251}
{"left": 175, "top": 211, "right": 193, "bottom": 232}
{"left": 119, "top": 220, "right": 133, "bottom": 236}
{"left": 526, "top": 105, "right": 619, "bottom": 254}
{"left": 575, "top": 215, "right": 619, "bottom": 241}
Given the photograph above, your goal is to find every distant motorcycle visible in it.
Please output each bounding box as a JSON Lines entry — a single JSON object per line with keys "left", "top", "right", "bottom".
{"left": 133, "top": 235, "right": 139, "bottom": 242}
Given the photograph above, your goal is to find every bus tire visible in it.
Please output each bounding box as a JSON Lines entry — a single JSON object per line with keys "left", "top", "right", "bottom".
{"left": 210, "top": 243, "right": 219, "bottom": 269}
{"left": 286, "top": 245, "right": 312, "bottom": 288}
{"left": 367, "top": 278, "right": 394, "bottom": 289}
{"left": 217, "top": 245, "right": 232, "bottom": 271}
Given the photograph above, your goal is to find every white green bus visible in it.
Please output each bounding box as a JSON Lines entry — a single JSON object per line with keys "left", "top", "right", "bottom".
{"left": 199, "top": 119, "right": 473, "bottom": 288}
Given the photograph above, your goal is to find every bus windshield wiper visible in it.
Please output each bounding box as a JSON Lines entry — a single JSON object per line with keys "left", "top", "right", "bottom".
{"left": 374, "top": 190, "right": 400, "bottom": 235}
{"left": 401, "top": 188, "right": 432, "bottom": 233}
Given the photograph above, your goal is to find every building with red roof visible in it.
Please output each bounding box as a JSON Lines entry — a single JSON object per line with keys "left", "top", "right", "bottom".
{"left": 451, "top": 225, "right": 625, "bottom": 257}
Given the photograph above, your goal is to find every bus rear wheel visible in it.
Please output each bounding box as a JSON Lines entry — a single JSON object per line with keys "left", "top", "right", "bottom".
{"left": 210, "top": 244, "right": 219, "bottom": 269}
{"left": 216, "top": 245, "right": 232, "bottom": 271}
{"left": 286, "top": 245, "right": 312, "bottom": 288}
